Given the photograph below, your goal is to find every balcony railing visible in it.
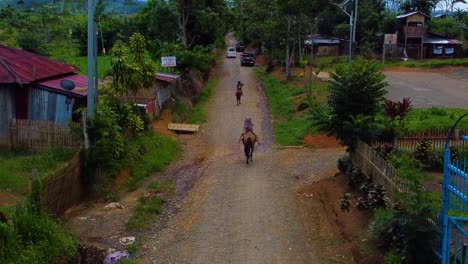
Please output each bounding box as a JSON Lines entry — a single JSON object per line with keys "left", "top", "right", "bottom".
{"left": 403, "top": 26, "right": 427, "bottom": 37}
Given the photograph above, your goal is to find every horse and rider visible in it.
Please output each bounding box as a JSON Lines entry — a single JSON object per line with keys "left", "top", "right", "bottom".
{"left": 235, "top": 81, "right": 243, "bottom": 105}
{"left": 239, "top": 117, "right": 261, "bottom": 164}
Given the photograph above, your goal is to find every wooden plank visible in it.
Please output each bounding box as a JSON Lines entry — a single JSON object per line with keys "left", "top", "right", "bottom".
{"left": 167, "top": 123, "right": 200, "bottom": 132}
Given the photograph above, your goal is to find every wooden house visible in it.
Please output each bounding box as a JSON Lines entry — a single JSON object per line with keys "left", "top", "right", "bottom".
{"left": 0, "top": 45, "right": 87, "bottom": 145}
{"left": 397, "top": 11, "right": 429, "bottom": 59}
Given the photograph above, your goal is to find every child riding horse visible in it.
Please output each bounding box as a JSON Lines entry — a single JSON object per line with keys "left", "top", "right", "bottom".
{"left": 239, "top": 117, "right": 260, "bottom": 164}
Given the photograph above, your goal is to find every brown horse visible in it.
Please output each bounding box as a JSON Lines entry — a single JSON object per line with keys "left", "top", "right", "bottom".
{"left": 235, "top": 89, "right": 243, "bottom": 105}
{"left": 240, "top": 131, "right": 258, "bottom": 164}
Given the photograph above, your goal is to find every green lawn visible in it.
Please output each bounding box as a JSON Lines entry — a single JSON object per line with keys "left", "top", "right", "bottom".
{"left": 384, "top": 58, "right": 468, "bottom": 68}
{"left": 256, "top": 68, "right": 325, "bottom": 145}
{"left": 0, "top": 149, "right": 76, "bottom": 194}
{"left": 58, "top": 56, "right": 113, "bottom": 79}
{"left": 404, "top": 108, "right": 468, "bottom": 133}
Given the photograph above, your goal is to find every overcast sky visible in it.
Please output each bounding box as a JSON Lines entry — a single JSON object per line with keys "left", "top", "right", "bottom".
{"left": 437, "top": 2, "right": 468, "bottom": 11}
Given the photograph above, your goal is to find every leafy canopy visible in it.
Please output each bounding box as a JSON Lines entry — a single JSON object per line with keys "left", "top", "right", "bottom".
{"left": 326, "top": 60, "right": 388, "bottom": 147}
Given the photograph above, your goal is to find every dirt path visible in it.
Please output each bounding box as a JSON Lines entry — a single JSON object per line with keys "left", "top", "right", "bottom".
{"left": 143, "top": 35, "right": 345, "bottom": 263}
{"left": 65, "top": 35, "right": 346, "bottom": 263}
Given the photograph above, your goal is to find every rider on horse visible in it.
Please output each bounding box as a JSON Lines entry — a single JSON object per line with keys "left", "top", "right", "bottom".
{"left": 237, "top": 81, "right": 244, "bottom": 91}
{"left": 235, "top": 81, "right": 244, "bottom": 105}
{"left": 239, "top": 117, "right": 260, "bottom": 144}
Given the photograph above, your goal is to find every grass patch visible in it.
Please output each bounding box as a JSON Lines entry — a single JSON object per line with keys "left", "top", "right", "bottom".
{"left": 124, "top": 132, "right": 181, "bottom": 191}
{"left": 187, "top": 77, "right": 220, "bottom": 124}
{"left": 55, "top": 56, "right": 113, "bottom": 79}
{"left": 0, "top": 187, "right": 77, "bottom": 263}
{"left": 384, "top": 58, "right": 468, "bottom": 68}
{"left": 148, "top": 181, "right": 175, "bottom": 193}
{"left": 256, "top": 68, "right": 320, "bottom": 145}
{"left": 126, "top": 195, "right": 165, "bottom": 230}
{"left": 0, "top": 149, "right": 76, "bottom": 194}
{"left": 403, "top": 108, "right": 468, "bottom": 133}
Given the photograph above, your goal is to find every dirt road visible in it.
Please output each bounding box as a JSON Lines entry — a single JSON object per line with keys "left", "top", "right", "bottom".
{"left": 143, "top": 36, "right": 345, "bottom": 263}
{"left": 65, "top": 35, "right": 345, "bottom": 263}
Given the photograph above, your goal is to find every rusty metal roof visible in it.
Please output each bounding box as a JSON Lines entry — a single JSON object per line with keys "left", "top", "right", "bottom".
{"left": 156, "top": 73, "right": 179, "bottom": 82}
{"left": 0, "top": 45, "right": 79, "bottom": 84}
{"left": 35, "top": 74, "right": 88, "bottom": 97}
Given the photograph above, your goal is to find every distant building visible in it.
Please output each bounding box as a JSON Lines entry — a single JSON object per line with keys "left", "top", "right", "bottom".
{"left": 304, "top": 34, "right": 342, "bottom": 56}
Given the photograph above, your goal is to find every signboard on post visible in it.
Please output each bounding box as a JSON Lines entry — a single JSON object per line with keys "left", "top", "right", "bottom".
{"left": 384, "top": 34, "right": 397, "bottom": 45}
{"left": 161, "top": 56, "right": 176, "bottom": 67}
{"left": 382, "top": 34, "right": 398, "bottom": 67}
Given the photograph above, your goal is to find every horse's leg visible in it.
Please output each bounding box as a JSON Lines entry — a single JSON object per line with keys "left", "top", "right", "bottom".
{"left": 250, "top": 145, "right": 254, "bottom": 162}
{"left": 244, "top": 144, "right": 249, "bottom": 164}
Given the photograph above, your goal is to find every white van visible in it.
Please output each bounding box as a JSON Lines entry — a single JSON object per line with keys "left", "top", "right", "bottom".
{"left": 226, "top": 47, "right": 236, "bottom": 58}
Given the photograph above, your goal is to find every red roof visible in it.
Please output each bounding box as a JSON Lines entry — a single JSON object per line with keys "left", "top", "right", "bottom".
{"left": 36, "top": 74, "right": 88, "bottom": 97}
{"left": 0, "top": 45, "right": 79, "bottom": 84}
{"left": 156, "top": 73, "right": 179, "bottom": 82}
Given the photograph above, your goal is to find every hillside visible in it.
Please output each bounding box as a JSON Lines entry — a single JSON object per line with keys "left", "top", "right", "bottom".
{"left": 0, "top": 0, "right": 146, "bottom": 14}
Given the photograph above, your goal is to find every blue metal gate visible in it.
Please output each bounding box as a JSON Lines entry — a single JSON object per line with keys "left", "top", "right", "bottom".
{"left": 440, "top": 113, "right": 468, "bottom": 264}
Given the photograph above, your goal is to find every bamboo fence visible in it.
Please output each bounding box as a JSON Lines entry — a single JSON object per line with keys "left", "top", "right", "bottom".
{"left": 9, "top": 119, "right": 82, "bottom": 150}
{"left": 41, "top": 150, "right": 84, "bottom": 216}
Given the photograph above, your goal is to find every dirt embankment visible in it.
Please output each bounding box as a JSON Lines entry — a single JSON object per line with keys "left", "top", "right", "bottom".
{"left": 297, "top": 173, "right": 384, "bottom": 263}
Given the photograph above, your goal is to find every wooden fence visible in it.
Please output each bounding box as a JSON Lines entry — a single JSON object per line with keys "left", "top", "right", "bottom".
{"left": 41, "top": 150, "right": 84, "bottom": 216}
{"left": 9, "top": 119, "right": 82, "bottom": 150}
{"left": 351, "top": 139, "right": 411, "bottom": 199}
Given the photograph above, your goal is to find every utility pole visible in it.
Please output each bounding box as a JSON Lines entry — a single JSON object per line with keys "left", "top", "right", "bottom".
{"left": 334, "top": 0, "right": 354, "bottom": 64}
{"left": 87, "top": 0, "right": 96, "bottom": 118}
{"left": 352, "top": 0, "right": 358, "bottom": 44}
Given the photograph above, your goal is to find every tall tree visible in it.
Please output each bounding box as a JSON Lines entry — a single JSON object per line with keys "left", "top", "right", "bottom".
{"left": 111, "top": 33, "right": 156, "bottom": 98}
{"left": 400, "top": 0, "right": 438, "bottom": 15}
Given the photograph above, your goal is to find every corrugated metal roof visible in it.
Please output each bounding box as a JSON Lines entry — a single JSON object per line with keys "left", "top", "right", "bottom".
{"left": 304, "top": 35, "right": 341, "bottom": 45}
{"left": 156, "top": 73, "right": 179, "bottom": 82}
{"left": 35, "top": 74, "right": 88, "bottom": 97}
{"left": 424, "top": 38, "right": 463, "bottom": 45}
{"left": 396, "top": 11, "right": 428, "bottom": 19}
{"left": 0, "top": 45, "right": 78, "bottom": 84}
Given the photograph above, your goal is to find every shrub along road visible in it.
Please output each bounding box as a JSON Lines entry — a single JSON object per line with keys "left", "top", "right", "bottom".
{"left": 143, "top": 37, "right": 345, "bottom": 263}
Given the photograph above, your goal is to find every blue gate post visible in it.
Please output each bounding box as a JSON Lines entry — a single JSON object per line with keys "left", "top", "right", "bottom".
{"left": 441, "top": 147, "right": 451, "bottom": 263}
{"left": 440, "top": 113, "right": 468, "bottom": 263}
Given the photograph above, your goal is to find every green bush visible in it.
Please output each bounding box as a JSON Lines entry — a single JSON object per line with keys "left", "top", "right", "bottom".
{"left": 0, "top": 179, "right": 77, "bottom": 264}
{"left": 326, "top": 60, "right": 388, "bottom": 148}
{"left": 87, "top": 98, "right": 146, "bottom": 176}
{"left": 385, "top": 250, "right": 405, "bottom": 264}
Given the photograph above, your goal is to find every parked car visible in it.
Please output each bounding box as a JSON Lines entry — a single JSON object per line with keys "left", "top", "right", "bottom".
{"left": 240, "top": 52, "right": 255, "bottom": 66}
{"left": 226, "top": 47, "right": 236, "bottom": 58}
{"left": 236, "top": 42, "right": 245, "bottom": 52}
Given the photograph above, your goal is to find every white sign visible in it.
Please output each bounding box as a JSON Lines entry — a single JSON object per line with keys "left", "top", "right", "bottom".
{"left": 384, "top": 34, "right": 397, "bottom": 45}
{"left": 161, "top": 56, "right": 176, "bottom": 67}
